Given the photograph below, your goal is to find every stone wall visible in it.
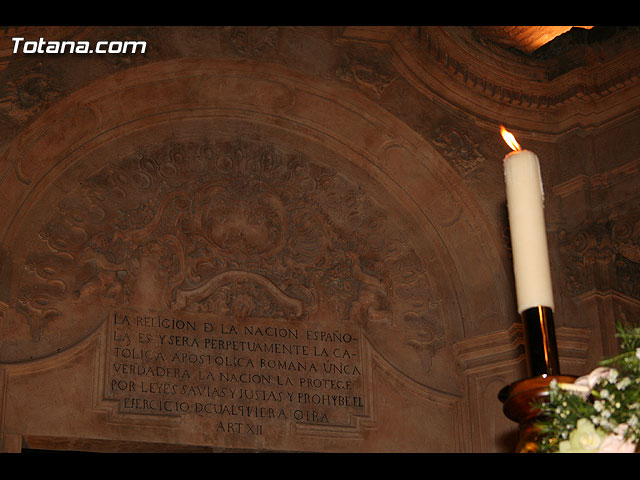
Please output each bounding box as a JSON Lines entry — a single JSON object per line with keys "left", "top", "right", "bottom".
{"left": 0, "top": 25, "right": 639, "bottom": 453}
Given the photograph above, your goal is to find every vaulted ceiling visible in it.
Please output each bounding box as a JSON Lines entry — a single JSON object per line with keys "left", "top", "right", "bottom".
{"left": 469, "top": 26, "right": 593, "bottom": 54}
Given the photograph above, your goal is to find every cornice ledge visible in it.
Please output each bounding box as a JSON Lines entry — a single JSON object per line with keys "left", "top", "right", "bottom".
{"left": 453, "top": 323, "right": 524, "bottom": 373}
{"left": 341, "top": 26, "right": 640, "bottom": 135}
{"left": 552, "top": 156, "right": 640, "bottom": 198}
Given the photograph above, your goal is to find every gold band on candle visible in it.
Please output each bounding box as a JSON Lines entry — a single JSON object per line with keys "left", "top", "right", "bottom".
{"left": 521, "top": 306, "right": 560, "bottom": 378}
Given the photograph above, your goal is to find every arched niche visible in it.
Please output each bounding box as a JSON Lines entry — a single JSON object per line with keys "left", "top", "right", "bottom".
{"left": 0, "top": 58, "right": 512, "bottom": 451}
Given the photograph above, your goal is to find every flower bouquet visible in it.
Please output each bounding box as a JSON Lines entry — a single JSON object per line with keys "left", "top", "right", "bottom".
{"left": 534, "top": 322, "right": 640, "bottom": 453}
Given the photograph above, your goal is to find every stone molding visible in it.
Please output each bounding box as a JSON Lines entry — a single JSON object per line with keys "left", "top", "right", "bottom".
{"left": 339, "top": 26, "right": 640, "bottom": 135}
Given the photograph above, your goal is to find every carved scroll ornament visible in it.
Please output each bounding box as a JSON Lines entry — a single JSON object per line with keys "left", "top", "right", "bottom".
{"left": 559, "top": 215, "right": 640, "bottom": 299}
{"left": 3, "top": 137, "right": 445, "bottom": 372}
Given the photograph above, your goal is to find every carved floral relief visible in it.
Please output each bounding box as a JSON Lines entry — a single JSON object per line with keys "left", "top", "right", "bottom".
{"left": 221, "top": 26, "right": 280, "bottom": 57}
{"left": 429, "top": 124, "right": 486, "bottom": 176}
{"left": 559, "top": 215, "right": 640, "bottom": 299}
{"left": 5, "top": 137, "right": 445, "bottom": 372}
{"left": 336, "top": 55, "right": 397, "bottom": 98}
{"left": 0, "top": 62, "right": 60, "bottom": 123}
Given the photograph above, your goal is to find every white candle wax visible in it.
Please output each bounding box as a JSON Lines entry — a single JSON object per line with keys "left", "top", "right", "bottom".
{"left": 503, "top": 148, "right": 554, "bottom": 313}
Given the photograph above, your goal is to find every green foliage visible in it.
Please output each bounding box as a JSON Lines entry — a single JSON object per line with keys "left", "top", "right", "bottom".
{"left": 533, "top": 322, "right": 640, "bottom": 453}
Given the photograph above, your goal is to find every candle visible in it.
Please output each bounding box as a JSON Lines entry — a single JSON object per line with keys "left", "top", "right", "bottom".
{"left": 501, "top": 126, "right": 554, "bottom": 313}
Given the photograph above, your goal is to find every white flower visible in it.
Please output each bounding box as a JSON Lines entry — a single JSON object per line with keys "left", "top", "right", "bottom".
{"left": 598, "top": 424, "right": 637, "bottom": 453}
{"left": 572, "top": 367, "right": 617, "bottom": 399}
{"left": 617, "top": 377, "right": 632, "bottom": 390}
{"left": 599, "top": 435, "right": 636, "bottom": 453}
{"left": 557, "top": 382, "right": 590, "bottom": 399}
{"left": 558, "top": 419, "right": 606, "bottom": 453}
{"left": 594, "top": 400, "right": 605, "bottom": 412}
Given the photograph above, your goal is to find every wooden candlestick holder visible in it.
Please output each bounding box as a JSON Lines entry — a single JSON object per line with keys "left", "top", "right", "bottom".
{"left": 499, "top": 306, "right": 575, "bottom": 452}
{"left": 499, "top": 374, "right": 576, "bottom": 452}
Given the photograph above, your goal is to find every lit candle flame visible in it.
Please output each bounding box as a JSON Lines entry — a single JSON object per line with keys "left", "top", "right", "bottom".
{"left": 500, "top": 126, "right": 521, "bottom": 152}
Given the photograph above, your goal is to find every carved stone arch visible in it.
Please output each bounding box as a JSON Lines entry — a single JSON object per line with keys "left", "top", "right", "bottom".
{"left": 0, "top": 58, "right": 512, "bottom": 450}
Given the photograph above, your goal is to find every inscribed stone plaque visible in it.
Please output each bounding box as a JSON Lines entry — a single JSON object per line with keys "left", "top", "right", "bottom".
{"left": 105, "top": 309, "right": 365, "bottom": 435}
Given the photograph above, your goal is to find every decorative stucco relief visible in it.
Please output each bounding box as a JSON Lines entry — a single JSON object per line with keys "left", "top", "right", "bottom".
{"left": 4, "top": 136, "right": 446, "bottom": 378}
{"left": 429, "top": 124, "right": 486, "bottom": 176}
{"left": 336, "top": 55, "right": 397, "bottom": 98}
{"left": 221, "top": 26, "right": 280, "bottom": 57}
{"left": 0, "top": 62, "right": 61, "bottom": 123}
{"left": 559, "top": 215, "right": 640, "bottom": 299}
